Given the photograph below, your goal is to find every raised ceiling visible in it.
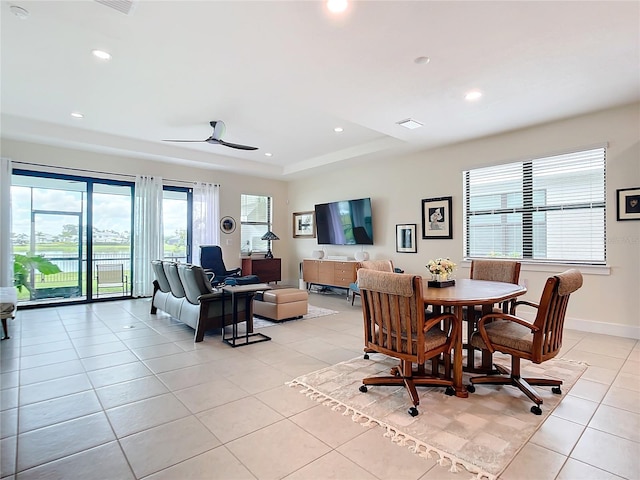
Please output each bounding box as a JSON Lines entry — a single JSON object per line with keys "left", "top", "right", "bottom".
{"left": 1, "top": 1, "right": 638, "bottom": 179}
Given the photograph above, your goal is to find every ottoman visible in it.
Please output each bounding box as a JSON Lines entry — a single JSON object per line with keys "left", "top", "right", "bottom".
{"left": 253, "top": 288, "right": 308, "bottom": 321}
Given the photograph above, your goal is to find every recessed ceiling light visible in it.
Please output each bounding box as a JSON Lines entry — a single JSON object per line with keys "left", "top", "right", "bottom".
{"left": 396, "top": 118, "right": 423, "bottom": 130}
{"left": 10, "top": 5, "right": 29, "bottom": 19}
{"left": 264, "top": 152, "right": 273, "bottom": 157}
{"left": 91, "top": 49, "right": 112, "bottom": 60}
{"left": 414, "top": 56, "right": 431, "bottom": 65}
{"left": 327, "top": 0, "right": 348, "bottom": 13}
{"left": 334, "top": 127, "right": 344, "bottom": 133}
{"left": 70, "top": 112, "right": 84, "bottom": 118}
{"left": 465, "top": 90, "right": 482, "bottom": 101}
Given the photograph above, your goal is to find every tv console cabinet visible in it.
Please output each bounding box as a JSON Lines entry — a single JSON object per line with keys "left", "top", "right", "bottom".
{"left": 302, "top": 259, "right": 358, "bottom": 291}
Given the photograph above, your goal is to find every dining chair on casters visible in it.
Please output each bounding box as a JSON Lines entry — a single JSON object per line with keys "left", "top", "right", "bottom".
{"left": 465, "top": 259, "right": 522, "bottom": 371}
{"left": 358, "top": 269, "right": 458, "bottom": 416}
{"left": 467, "top": 269, "right": 583, "bottom": 415}
{"left": 349, "top": 260, "right": 402, "bottom": 306}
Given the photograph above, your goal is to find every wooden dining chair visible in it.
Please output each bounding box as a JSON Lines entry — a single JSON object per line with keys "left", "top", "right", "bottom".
{"left": 465, "top": 259, "right": 521, "bottom": 371}
{"left": 468, "top": 269, "right": 583, "bottom": 414}
{"left": 358, "top": 269, "right": 457, "bottom": 416}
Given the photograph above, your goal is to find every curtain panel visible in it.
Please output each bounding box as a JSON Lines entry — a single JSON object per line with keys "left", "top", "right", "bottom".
{"left": 192, "top": 182, "right": 220, "bottom": 265}
{"left": 0, "top": 158, "right": 13, "bottom": 287}
{"left": 133, "top": 175, "right": 163, "bottom": 297}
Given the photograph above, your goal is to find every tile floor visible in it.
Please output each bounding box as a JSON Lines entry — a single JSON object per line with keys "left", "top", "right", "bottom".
{"left": 1, "top": 292, "right": 639, "bottom": 480}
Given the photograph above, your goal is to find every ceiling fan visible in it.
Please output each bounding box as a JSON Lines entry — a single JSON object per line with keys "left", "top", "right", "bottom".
{"left": 163, "top": 121, "right": 258, "bottom": 151}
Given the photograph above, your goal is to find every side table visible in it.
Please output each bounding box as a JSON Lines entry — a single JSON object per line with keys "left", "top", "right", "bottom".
{"left": 221, "top": 283, "right": 272, "bottom": 347}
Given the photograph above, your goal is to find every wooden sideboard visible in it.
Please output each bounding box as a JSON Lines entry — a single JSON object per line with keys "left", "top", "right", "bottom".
{"left": 302, "top": 259, "right": 358, "bottom": 290}
{"left": 241, "top": 257, "right": 281, "bottom": 283}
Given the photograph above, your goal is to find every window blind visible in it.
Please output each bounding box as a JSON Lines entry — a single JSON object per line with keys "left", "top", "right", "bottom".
{"left": 463, "top": 147, "right": 606, "bottom": 264}
{"left": 240, "top": 194, "right": 272, "bottom": 253}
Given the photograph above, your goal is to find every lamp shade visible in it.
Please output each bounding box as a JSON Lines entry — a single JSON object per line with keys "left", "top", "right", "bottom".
{"left": 261, "top": 231, "right": 279, "bottom": 241}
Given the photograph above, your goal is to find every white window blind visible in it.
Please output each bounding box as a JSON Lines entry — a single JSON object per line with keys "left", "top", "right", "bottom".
{"left": 240, "top": 194, "right": 272, "bottom": 254}
{"left": 463, "top": 147, "right": 606, "bottom": 264}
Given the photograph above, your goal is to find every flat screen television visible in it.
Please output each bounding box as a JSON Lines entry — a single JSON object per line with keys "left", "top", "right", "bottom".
{"left": 314, "top": 197, "right": 374, "bottom": 245}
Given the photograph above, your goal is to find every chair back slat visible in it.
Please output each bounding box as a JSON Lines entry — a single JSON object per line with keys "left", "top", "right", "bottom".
{"left": 470, "top": 259, "right": 521, "bottom": 284}
{"left": 359, "top": 270, "right": 426, "bottom": 362}
{"left": 531, "top": 269, "right": 582, "bottom": 362}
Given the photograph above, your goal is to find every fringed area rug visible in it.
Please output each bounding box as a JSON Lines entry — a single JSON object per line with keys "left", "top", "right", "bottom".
{"left": 287, "top": 354, "right": 586, "bottom": 480}
{"left": 254, "top": 305, "right": 338, "bottom": 328}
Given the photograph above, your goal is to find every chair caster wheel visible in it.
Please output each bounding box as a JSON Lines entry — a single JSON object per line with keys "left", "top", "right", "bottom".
{"left": 445, "top": 386, "right": 456, "bottom": 396}
{"left": 467, "top": 384, "right": 476, "bottom": 393}
{"left": 359, "top": 385, "right": 368, "bottom": 393}
{"left": 552, "top": 386, "right": 562, "bottom": 395}
{"left": 363, "top": 354, "right": 369, "bottom": 360}
{"left": 408, "top": 407, "right": 419, "bottom": 417}
{"left": 530, "top": 405, "right": 542, "bottom": 415}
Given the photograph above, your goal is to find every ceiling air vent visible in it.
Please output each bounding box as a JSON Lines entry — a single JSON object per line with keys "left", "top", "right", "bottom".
{"left": 94, "top": 0, "right": 136, "bottom": 15}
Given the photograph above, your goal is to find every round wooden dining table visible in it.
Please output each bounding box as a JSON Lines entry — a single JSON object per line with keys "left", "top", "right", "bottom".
{"left": 422, "top": 278, "right": 527, "bottom": 397}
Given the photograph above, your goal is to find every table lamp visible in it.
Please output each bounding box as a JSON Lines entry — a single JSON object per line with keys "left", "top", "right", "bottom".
{"left": 261, "top": 231, "right": 279, "bottom": 259}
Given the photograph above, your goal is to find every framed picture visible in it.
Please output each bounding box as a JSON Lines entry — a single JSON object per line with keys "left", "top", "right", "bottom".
{"left": 396, "top": 224, "right": 417, "bottom": 253}
{"left": 422, "top": 196, "right": 453, "bottom": 239}
{"left": 617, "top": 187, "right": 640, "bottom": 221}
{"left": 220, "top": 216, "right": 236, "bottom": 234}
{"left": 293, "top": 211, "right": 316, "bottom": 238}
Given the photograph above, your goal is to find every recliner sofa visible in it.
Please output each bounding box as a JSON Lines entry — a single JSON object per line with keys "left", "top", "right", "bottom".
{"left": 151, "top": 260, "right": 252, "bottom": 342}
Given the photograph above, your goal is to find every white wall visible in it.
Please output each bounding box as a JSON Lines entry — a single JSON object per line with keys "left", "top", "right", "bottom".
{"left": 287, "top": 103, "right": 640, "bottom": 338}
{"left": 1, "top": 140, "right": 291, "bottom": 279}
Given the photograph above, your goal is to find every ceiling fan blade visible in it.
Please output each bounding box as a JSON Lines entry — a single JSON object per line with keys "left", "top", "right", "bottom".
{"left": 218, "top": 139, "right": 259, "bottom": 151}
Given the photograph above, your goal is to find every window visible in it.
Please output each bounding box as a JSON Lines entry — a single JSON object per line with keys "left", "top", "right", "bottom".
{"left": 463, "top": 147, "right": 606, "bottom": 264}
{"left": 240, "top": 194, "right": 272, "bottom": 254}
{"left": 163, "top": 187, "right": 191, "bottom": 263}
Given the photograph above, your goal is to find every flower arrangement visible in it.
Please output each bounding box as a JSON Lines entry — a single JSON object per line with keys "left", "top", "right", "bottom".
{"left": 426, "top": 257, "right": 456, "bottom": 279}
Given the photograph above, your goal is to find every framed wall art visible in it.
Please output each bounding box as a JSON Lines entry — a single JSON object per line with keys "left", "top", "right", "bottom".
{"left": 422, "top": 196, "right": 453, "bottom": 239}
{"left": 220, "top": 216, "right": 236, "bottom": 234}
{"left": 293, "top": 211, "right": 316, "bottom": 238}
{"left": 396, "top": 224, "right": 417, "bottom": 253}
{"left": 617, "top": 187, "right": 640, "bottom": 221}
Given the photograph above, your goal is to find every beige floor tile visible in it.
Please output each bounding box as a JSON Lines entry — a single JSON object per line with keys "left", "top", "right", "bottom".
{"left": 95, "top": 375, "right": 169, "bottom": 409}
{"left": 572, "top": 338, "right": 634, "bottom": 359}
{"left": 612, "top": 371, "right": 640, "bottom": 392}
{"left": 589, "top": 404, "right": 640, "bottom": 442}
{"left": 18, "top": 361, "right": 85, "bottom": 386}
{"left": 290, "top": 404, "right": 369, "bottom": 448}
{"left": 16, "top": 412, "right": 115, "bottom": 472}
{"left": 197, "top": 396, "right": 283, "bottom": 443}
{"left": 500, "top": 442, "right": 566, "bottom": 480}
{"left": 142, "top": 351, "right": 202, "bottom": 374}
{"left": 145, "top": 446, "right": 255, "bottom": 480}
{"left": 80, "top": 350, "right": 139, "bottom": 371}
{"left": 225, "top": 364, "right": 292, "bottom": 395}
{"left": 227, "top": 419, "right": 331, "bottom": 480}
{"left": 174, "top": 377, "right": 249, "bottom": 413}
{"left": 284, "top": 450, "right": 378, "bottom": 480}
{"left": 19, "top": 349, "right": 79, "bottom": 370}
{"left": 1, "top": 435, "right": 17, "bottom": 477}
{"left": 552, "top": 394, "right": 599, "bottom": 425}
{"left": 556, "top": 458, "right": 625, "bottom": 480}
{"left": 562, "top": 350, "right": 626, "bottom": 371}
{"left": 119, "top": 333, "right": 172, "bottom": 349}
{"left": 1, "top": 408, "right": 18, "bottom": 439}
{"left": 601, "top": 386, "right": 640, "bottom": 414}
{"left": 156, "top": 363, "right": 225, "bottom": 391}
{"left": 15, "top": 441, "right": 135, "bottom": 480}
{"left": 106, "top": 393, "right": 191, "bottom": 437}
{"left": 18, "top": 391, "right": 102, "bottom": 433}
{"left": 119, "top": 416, "right": 221, "bottom": 478}
{"left": 1, "top": 387, "right": 18, "bottom": 411}
{"left": 337, "top": 427, "right": 435, "bottom": 480}
{"left": 571, "top": 427, "right": 640, "bottom": 478}
{"left": 271, "top": 353, "right": 330, "bottom": 377}
{"left": 568, "top": 378, "right": 611, "bottom": 403}
{"left": 580, "top": 365, "right": 619, "bottom": 386}
{"left": 74, "top": 341, "right": 128, "bottom": 358}
{"left": 620, "top": 359, "right": 640, "bottom": 376}
{"left": 87, "top": 361, "right": 153, "bottom": 388}
{"left": 19, "top": 374, "right": 92, "bottom": 406}
{"left": 530, "top": 415, "right": 585, "bottom": 455}
{"left": 130, "top": 342, "right": 184, "bottom": 360}
{"left": 255, "top": 384, "right": 318, "bottom": 418}
{"left": 20, "top": 340, "right": 74, "bottom": 357}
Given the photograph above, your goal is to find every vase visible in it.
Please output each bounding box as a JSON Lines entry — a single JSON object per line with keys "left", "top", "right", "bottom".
{"left": 432, "top": 273, "right": 448, "bottom": 282}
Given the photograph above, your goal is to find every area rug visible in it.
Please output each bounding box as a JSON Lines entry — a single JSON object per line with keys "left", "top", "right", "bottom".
{"left": 287, "top": 354, "right": 586, "bottom": 480}
{"left": 253, "top": 304, "right": 338, "bottom": 328}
